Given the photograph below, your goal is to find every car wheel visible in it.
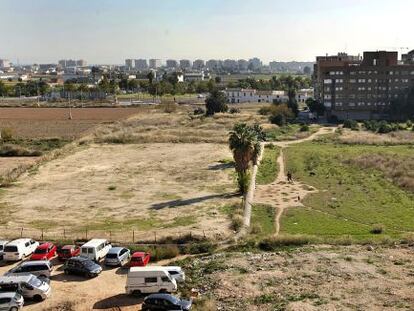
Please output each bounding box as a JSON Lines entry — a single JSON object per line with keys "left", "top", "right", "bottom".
{"left": 34, "top": 294, "right": 43, "bottom": 302}
{"left": 88, "top": 272, "right": 96, "bottom": 278}
{"left": 9, "top": 307, "right": 18, "bottom": 311}
{"left": 132, "top": 290, "right": 141, "bottom": 297}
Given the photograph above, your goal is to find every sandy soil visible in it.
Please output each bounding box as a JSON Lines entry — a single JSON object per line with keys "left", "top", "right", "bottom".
{"left": 0, "top": 143, "right": 237, "bottom": 240}
{"left": 0, "top": 157, "right": 39, "bottom": 175}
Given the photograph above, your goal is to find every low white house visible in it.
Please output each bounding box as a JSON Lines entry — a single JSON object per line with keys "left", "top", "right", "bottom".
{"left": 296, "top": 88, "right": 314, "bottom": 103}
{"left": 224, "top": 88, "right": 288, "bottom": 104}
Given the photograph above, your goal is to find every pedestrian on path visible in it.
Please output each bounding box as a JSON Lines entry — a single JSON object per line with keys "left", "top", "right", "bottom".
{"left": 287, "top": 171, "right": 293, "bottom": 184}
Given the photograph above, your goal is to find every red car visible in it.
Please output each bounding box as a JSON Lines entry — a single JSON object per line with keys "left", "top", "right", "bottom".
{"left": 57, "top": 245, "right": 81, "bottom": 261}
{"left": 30, "top": 242, "right": 57, "bottom": 260}
{"left": 130, "top": 252, "right": 150, "bottom": 267}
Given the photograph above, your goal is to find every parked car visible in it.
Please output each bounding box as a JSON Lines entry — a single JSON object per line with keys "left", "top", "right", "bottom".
{"left": 129, "top": 252, "right": 150, "bottom": 267}
{"left": 142, "top": 293, "right": 192, "bottom": 311}
{"left": 0, "top": 292, "right": 24, "bottom": 311}
{"left": 63, "top": 257, "right": 102, "bottom": 278}
{"left": 0, "top": 240, "right": 9, "bottom": 261}
{"left": 30, "top": 242, "right": 57, "bottom": 261}
{"left": 5, "top": 260, "right": 53, "bottom": 279}
{"left": 3, "top": 239, "right": 39, "bottom": 262}
{"left": 126, "top": 267, "right": 177, "bottom": 295}
{"left": 57, "top": 245, "right": 81, "bottom": 261}
{"left": 104, "top": 247, "right": 130, "bottom": 267}
{"left": 0, "top": 274, "right": 51, "bottom": 302}
{"left": 162, "top": 266, "right": 185, "bottom": 283}
{"left": 80, "top": 239, "right": 111, "bottom": 262}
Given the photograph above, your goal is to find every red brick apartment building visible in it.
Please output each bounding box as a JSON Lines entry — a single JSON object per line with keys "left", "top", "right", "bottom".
{"left": 313, "top": 51, "right": 414, "bottom": 120}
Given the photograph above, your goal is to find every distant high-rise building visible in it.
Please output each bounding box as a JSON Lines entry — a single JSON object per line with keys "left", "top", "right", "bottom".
{"left": 179, "top": 59, "right": 192, "bottom": 70}
{"left": 248, "top": 58, "right": 263, "bottom": 71}
{"left": 125, "top": 59, "right": 135, "bottom": 69}
{"left": 76, "top": 59, "right": 87, "bottom": 67}
{"left": 149, "top": 59, "right": 162, "bottom": 69}
{"left": 58, "top": 59, "right": 86, "bottom": 68}
{"left": 238, "top": 59, "right": 248, "bottom": 71}
{"left": 223, "top": 59, "right": 238, "bottom": 71}
{"left": 58, "top": 60, "right": 67, "bottom": 67}
{"left": 166, "top": 59, "right": 178, "bottom": 68}
{"left": 206, "top": 59, "right": 219, "bottom": 71}
{"left": 135, "top": 59, "right": 148, "bottom": 70}
{"left": 192, "top": 59, "right": 205, "bottom": 70}
{"left": 402, "top": 50, "right": 414, "bottom": 64}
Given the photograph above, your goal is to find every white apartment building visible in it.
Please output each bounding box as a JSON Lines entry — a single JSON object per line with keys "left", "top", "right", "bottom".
{"left": 224, "top": 88, "right": 288, "bottom": 104}
{"left": 149, "top": 59, "right": 162, "bottom": 69}
{"left": 0, "top": 59, "right": 11, "bottom": 69}
{"left": 296, "top": 88, "right": 314, "bottom": 103}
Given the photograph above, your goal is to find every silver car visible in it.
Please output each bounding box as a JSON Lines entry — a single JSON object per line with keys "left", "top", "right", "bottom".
{"left": 6, "top": 260, "right": 52, "bottom": 279}
{"left": 0, "top": 292, "right": 24, "bottom": 311}
{"left": 104, "top": 247, "right": 130, "bottom": 266}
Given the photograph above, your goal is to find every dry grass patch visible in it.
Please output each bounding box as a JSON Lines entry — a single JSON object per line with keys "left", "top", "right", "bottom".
{"left": 338, "top": 129, "right": 414, "bottom": 145}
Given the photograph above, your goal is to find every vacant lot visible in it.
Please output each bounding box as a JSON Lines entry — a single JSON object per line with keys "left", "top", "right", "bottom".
{"left": 0, "top": 143, "right": 237, "bottom": 240}
{"left": 177, "top": 245, "right": 414, "bottom": 310}
{"left": 282, "top": 142, "right": 414, "bottom": 238}
{"left": 0, "top": 107, "right": 146, "bottom": 139}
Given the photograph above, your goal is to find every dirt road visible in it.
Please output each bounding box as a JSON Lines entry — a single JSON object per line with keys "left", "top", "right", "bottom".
{"left": 255, "top": 127, "right": 335, "bottom": 234}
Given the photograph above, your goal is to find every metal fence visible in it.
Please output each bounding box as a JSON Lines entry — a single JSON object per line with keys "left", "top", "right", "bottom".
{"left": 0, "top": 226, "right": 228, "bottom": 244}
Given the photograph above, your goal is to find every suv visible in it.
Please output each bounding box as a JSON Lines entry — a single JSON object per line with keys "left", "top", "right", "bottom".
{"left": 142, "top": 294, "right": 192, "bottom": 311}
{"left": 63, "top": 257, "right": 102, "bottom": 278}
{"left": 6, "top": 260, "right": 52, "bottom": 279}
{"left": 0, "top": 292, "right": 24, "bottom": 310}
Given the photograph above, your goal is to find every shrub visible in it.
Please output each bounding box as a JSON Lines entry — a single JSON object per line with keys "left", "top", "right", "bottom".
{"left": 1, "top": 128, "right": 13, "bottom": 141}
{"left": 370, "top": 224, "right": 384, "bottom": 234}
{"left": 193, "top": 107, "right": 205, "bottom": 115}
{"left": 300, "top": 124, "right": 310, "bottom": 132}
{"left": 236, "top": 171, "right": 250, "bottom": 194}
{"left": 258, "top": 106, "right": 271, "bottom": 115}
{"left": 258, "top": 235, "right": 314, "bottom": 250}
{"left": 406, "top": 120, "right": 413, "bottom": 128}
{"left": 151, "top": 245, "right": 180, "bottom": 261}
{"left": 268, "top": 104, "right": 294, "bottom": 126}
{"left": 250, "top": 223, "right": 263, "bottom": 235}
{"left": 184, "top": 241, "right": 216, "bottom": 254}
{"left": 343, "top": 119, "right": 359, "bottom": 130}
{"left": 231, "top": 215, "right": 244, "bottom": 232}
{"left": 160, "top": 102, "right": 177, "bottom": 113}
{"left": 0, "top": 144, "right": 42, "bottom": 157}
{"left": 229, "top": 107, "right": 241, "bottom": 114}
{"left": 107, "top": 185, "right": 116, "bottom": 191}
{"left": 205, "top": 89, "right": 228, "bottom": 116}
{"left": 378, "top": 121, "right": 393, "bottom": 134}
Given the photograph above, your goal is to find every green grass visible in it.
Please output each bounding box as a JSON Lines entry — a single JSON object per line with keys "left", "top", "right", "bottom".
{"left": 281, "top": 142, "right": 414, "bottom": 238}
{"left": 251, "top": 204, "right": 276, "bottom": 236}
{"left": 256, "top": 145, "right": 279, "bottom": 185}
{"left": 265, "top": 124, "right": 318, "bottom": 141}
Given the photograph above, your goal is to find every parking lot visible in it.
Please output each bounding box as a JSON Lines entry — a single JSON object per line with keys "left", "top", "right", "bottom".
{"left": 0, "top": 256, "right": 144, "bottom": 310}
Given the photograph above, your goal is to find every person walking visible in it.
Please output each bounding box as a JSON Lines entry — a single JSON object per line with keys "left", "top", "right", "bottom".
{"left": 287, "top": 171, "right": 293, "bottom": 183}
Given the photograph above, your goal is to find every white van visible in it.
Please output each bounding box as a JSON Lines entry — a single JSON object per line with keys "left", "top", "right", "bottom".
{"left": 3, "top": 239, "right": 39, "bottom": 261}
{"left": 126, "top": 267, "right": 177, "bottom": 295}
{"left": 80, "top": 239, "right": 111, "bottom": 262}
{"left": 162, "top": 266, "right": 185, "bottom": 282}
{"left": 0, "top": 274, "right": 51, "bottom": 302}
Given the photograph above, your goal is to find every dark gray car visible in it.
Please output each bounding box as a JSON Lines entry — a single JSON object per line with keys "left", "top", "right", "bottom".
{"left": 142, "top": 294, "right": 192, "bottom": 311}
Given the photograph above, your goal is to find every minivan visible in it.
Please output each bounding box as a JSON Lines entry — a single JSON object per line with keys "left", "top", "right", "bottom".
{"left": 162, "top": 266, "right": 185, "bottom": 282}
{"left": 126, "top": 267, "right": 177, "bottom": 295}
{"left": 0, "top": 292, "right": 24, "bottom": 311}
{"left": 0, "top": 240, "right": 9, "bottom": 260}
{"left": 80, "top": 239, "right": 111, "bottom": 262}
{"left": 3, "top": 239, "right": 39, "bottom": 262}
{"left": 0, "top": 275, "right": 51, "bottom": 302}
{"left": 6, "top": 260, "right": 53, "bottom": 279}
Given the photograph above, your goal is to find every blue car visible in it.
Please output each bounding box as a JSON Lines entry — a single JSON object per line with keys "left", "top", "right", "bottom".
{"left": 104, "top": 247, "right": 130, "bottom": 267}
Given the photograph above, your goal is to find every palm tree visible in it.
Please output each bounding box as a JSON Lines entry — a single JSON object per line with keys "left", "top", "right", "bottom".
{"left": 229, "top": 123, "right": 264, "bottom": 194}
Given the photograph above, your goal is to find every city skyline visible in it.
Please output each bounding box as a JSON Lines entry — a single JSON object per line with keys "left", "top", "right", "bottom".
{"left": 0, "top": 0, "right": 413, "bottom": 64}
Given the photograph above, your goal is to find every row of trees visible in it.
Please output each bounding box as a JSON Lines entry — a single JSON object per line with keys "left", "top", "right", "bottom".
{"left": 228, "top": 75, "right": 311, "bottom": 92}
{"left": 0, "top": 80, "right": 50, "bottom": 97}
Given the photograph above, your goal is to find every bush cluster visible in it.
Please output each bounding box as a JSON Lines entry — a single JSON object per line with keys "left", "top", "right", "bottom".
{"left": 343, "top": 119, "right": 359, "bottom": 130}
{"left": 363, "top": 120, "right": 405, "bottom": 133}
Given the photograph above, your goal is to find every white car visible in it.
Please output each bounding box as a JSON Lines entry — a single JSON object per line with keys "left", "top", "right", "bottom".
{"left": 3, "top": 239, "right": 39, "bottom": 261}
{"left": 0, "top": 292, "right": 24, "bottom": 310}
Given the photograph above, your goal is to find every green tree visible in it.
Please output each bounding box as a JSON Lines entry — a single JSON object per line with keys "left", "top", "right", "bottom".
{"left": 306, "top": 98, "right": 325, "bottom": 116}
{"left": 147, "top": 71, "right": 155, "bottom": 84}
{"left": 229, "top": 123, "right": 264, "bottom": 194}
{"left": 205, "top": 89, "right": 228, "bottom": 116}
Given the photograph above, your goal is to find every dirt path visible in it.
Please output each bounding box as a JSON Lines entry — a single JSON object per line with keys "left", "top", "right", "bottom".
{"left": 255, "top": 127, "right": 335, "bottom": 235}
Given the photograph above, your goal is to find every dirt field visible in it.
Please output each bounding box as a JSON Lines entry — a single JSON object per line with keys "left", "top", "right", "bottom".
{"left": 0, "top": 245, "right": 412, "bottom": 310}
{"left": 0, "top": 157, "right": 39, "bottom": 176}
{"left": 0, "top": 107, "right": 146, "bottom": 139}
{"left": 0, "top": 143, "right": 237, "bottom": 240}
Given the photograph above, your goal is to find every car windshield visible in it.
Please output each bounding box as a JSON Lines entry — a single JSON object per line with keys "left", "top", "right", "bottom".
{"left": 83, "top": 260, "right": 95, "bottom": 268}
{"left": 29, "top": 276, "right": 42, "bottom": 287}
{"left": 4, "top": 245, "right": 17, "bottom": 252}
{"left": 34, "top": 248, "right": 47, "bottom": 254}
{"left": 132, "top": 257, "right": 142, "bottom": 261}
{"left": 61, "top": 248, "right": 71, "bottom": 254}
{"left": 106, "top": 253, "right": 118, "bottom": 259}
{"left": 167, "top": 296, "right": 180, "bottom": 304}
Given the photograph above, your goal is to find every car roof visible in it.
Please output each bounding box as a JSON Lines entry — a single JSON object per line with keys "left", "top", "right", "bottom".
{"left": 81, "top": 239, "right": 109, "bottom": 247}
{"left": 0, "top": 292, "right": 18, "bottom": 298}
{"left": 61, "top": 245, "right": 76, "bottom": 249}
{"left": 0, "top": 274, "right": 34, "bottom": 283}
{"left": 37, "top": 242, "right": 53, "bottom": 249}
{"left": 7, "top": 238, "right": 34, "bottom": 245}
{"left": 108, "top": 247, "right": 124, "bottom": 253}
{"left": 69, "top": 256, "right": 90, "bottom": 262}
{"left": 132, "top": 252, "right": 146, "bottom": 256}
{"left": 21, "top": 260, "right": 51, "bottom": 266}
{"left": 0, "top": 240, "right": 9, "bottom": 245}
{"left": 145, "top": 293, "right": 179, "bottom": 302}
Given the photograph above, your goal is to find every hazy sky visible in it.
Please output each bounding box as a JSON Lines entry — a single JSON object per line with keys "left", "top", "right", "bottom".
{"left": 1, "top": 0, "right": 413, "bottom": 64}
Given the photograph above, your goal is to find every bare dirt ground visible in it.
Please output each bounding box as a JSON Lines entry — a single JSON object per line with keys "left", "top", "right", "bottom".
{"left": 184, "top": 245, "right": 414, "bottom": 310}
{"left": 255, "top": 128, "right": 335, "bottom": 234}
{"left": 0, "top": 157, "right": 39, "bottom": 175}
{"left": 2, "top": 245, "right": 411, "bottom": 310}
{"left": 0, "top": 143, "right": 237, "bottom": 240}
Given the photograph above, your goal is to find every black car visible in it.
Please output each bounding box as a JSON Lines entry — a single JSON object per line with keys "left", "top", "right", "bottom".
{"left": 63, "top": 256, "right": 102, "bottom": 278}
{"left": 142, "top": 294, "right": 192, "bottom": 311}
